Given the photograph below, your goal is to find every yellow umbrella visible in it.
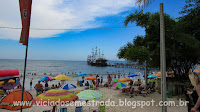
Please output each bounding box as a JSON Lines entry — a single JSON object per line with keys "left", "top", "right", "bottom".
{"left": 0, "top": 81, "right": 4, "bottom": 85}
{"left": 8, "top": 79, "right": 15, "bottom": 84}
{"left": 118, "top": 78, "right": 132, "bottom": 82}
{"left": 55, "top": 74, "right": 70, "bottom": 81}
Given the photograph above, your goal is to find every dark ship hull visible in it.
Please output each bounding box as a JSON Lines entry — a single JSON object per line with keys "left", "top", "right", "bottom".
{"left": 95, "top": 59, "right": 108, "bottom": 67}
{"left": 87, "top": 59, "right": 108, "bottom": 67}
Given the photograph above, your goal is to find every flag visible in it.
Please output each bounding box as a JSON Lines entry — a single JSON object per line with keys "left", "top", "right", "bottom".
{"left": 19, "top": 0, "right": 32, "bottom": 46}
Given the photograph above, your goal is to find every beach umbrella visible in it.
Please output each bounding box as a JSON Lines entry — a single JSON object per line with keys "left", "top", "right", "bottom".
{"left": 8, "top": 79, "right": 15, "bottom": 84}
{"left": 60, "top": 84, "right": 76, "bottom": 90}
{"left": 114, "top": 79, "right": 119, "bottom": 83}
{"left": 154, "top": 72, "right": 161, "bottom": 77}
{"left": 39, "top": 76, "right": 53, "bottom": 81}
{"left": 0, "top": 81, "right": 4, "bottom": 85}
{"left": 77, "top": 73, "right": 87, "bottom": 76}
{"left": 112, "top": 82, "right": 127, "bottom": 87}
{"left": 85, "top": 76, "right": 96, "bottom": 80}
{"left": 193, "top": 66, "right": 200, "bottom": 74}
{"left": 0, "top": 89, "right": 32, "bottom": 111}
{"left": 77, "top": 90, "right": 103, "bottom": 100}
{"left": 32, "top": 89, "right": 78, "bottom": 106}
{"left": 118, "top": 78, "right": 132, "bottom": 82}
{"left": 54, "top": 74, "right": 70, "bottom": 81}
{"left": 147, "top": 75, "right": 158, "bottom": 78}
{"left": 128, "top": 74, "right": 138, "bottom": 77}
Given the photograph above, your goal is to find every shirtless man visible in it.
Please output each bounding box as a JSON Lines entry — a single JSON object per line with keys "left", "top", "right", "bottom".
{"left": 34, "top": 81, "right": 44, "bottom": 96}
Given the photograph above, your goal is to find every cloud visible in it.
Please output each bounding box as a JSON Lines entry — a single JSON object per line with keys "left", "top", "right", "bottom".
{"left": 0, "top": 0, "right": 137, "bottom": 40}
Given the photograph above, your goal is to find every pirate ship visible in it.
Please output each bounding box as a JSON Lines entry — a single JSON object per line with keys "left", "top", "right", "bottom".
{"left": 87, "top": 47, "right": 108, "bottom": 67}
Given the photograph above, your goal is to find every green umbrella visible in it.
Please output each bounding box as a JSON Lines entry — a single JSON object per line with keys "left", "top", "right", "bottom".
{"left": 77, "top": 90, "right": 103, "bottom": 100}
{"left": 114, "top": 79, "right": 119, "bottom": 83}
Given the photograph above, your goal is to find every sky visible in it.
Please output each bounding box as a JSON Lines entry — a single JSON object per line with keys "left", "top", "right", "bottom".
{"left": 0, "top": 0, "right": 187, "bottom": 61}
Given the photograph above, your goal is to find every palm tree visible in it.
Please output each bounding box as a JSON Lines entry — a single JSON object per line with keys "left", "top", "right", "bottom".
{"left": 136, "top": 0, "right": 152, "bottom": 7}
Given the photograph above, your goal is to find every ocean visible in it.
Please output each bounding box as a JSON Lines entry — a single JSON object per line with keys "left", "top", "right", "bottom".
{"left": 0, "top": 59, "right": 142, "bottom": 90}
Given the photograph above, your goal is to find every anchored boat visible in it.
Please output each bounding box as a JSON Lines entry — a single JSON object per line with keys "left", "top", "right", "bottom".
{"left": 87, "top": 47, "right": 108, "bottom": 67}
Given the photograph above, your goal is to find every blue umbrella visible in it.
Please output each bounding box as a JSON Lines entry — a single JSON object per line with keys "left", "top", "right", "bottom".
{"left": 147, "top": 75, "right": 157, "bottom": 78}
{"left": 128, "top": 74, "right": 138, "bottom": 77}
{"left": 77, "top": 73, "right": 87, "bottom": 76}
{"left": 60, "top": 84, "right": 76, "bottom": 90}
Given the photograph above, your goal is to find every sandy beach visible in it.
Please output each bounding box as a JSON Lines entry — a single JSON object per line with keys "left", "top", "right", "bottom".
{"left": 0, "top": 78, "right": 187, "bottom": 112}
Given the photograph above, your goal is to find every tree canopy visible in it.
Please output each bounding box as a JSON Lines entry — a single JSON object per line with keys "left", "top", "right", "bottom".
{"left": 118, "top": 5, "right": 200, "bottom": 77}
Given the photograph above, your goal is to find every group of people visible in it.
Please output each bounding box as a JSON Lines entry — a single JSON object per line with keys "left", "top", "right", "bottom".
{"left": 120, "top": 79, "right": 156, "bottom": 98}
{"left": 34, "top": 81, "right": 62, "bottom": 96}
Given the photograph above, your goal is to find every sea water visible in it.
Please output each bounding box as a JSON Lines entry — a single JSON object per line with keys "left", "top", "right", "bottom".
{"left": 0, "top": 59, "right": 143, "bottom": 90}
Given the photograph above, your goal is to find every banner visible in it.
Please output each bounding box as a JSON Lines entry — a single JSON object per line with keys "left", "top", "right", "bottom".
{"left": 19, "top": 0, "right": 32, "bottom": 46}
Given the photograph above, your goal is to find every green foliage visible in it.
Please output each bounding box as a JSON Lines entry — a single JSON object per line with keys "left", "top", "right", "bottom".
{"left": 118, "top": 9, "right": 200, "bottom": 71}
{"left": 179, "top": 0, "right": 200, "bottom": 40}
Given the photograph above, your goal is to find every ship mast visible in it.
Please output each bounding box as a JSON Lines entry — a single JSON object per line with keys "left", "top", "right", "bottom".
{"left": 102, "top": 51, "right": 104, "bottom": 59}
{"left": 95, "top": 46, "right": 98, "bottom": 61}
{"left": 99, "top": 48, "right": 101, "bottom": 59}
{"left": 91, "top": 48, "right": 94, "bottom": 62}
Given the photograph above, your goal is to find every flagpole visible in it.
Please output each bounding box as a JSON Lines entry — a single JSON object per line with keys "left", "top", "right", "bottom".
{"left": 20, "top": 45, "right": 28, "bottom": 112}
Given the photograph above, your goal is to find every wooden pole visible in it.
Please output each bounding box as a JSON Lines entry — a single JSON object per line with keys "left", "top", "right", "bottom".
{"left": 20, "top": 45, "right": 28, "bottom": 112}
{"left": 145, "top": 61, "right": 147, "bottom": 88}
{"left": 160, "top": 3, "right": 167, "bottom": 112}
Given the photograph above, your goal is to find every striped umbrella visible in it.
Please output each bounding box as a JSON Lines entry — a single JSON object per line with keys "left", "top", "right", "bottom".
{"left": 112, "top": 82, "right": 127, "bottom": 87}
{"left": 77, "top": 90, "right": 103, "bottom": 100}
{"left": 114, "top": 79, "right": 119, "bottom": 83}
{"left": 32, "top": 89, "right": 78, "bottom": 106}
{"left": 60, "top": 84, "right": 76, "bottom": 90}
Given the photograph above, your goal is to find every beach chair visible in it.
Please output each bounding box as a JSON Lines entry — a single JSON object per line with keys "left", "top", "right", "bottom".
{"left": 43, "top": 110, "right": 51, "bottom": 112}
{"left": 60, "top": 108, "right": 67, "bottom": 112}
{"left": 75, "top": 106, "right": 82, "bottom": 112}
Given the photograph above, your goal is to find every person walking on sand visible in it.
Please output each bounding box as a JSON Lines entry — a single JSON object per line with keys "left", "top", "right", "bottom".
{"left": 30, "top": 78, "right": 33, "bottom": 89}
{"left": 107, "top": 75, "right": 112, "bottom": 89}
{"left": 34, "top": 81, "right": 44, "bottom": 96}
{"left": 118, "top": 73, "right": 120, "bottom": 79}
{"left": 100, "top": 76, "right": 103, "bottom": 84}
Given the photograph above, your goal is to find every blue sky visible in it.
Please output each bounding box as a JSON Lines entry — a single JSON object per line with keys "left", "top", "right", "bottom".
{"left": 0, "top": 0, "right": 187, "bottom": 61}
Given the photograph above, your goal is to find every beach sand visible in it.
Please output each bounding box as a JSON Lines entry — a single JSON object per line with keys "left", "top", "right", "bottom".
{"left": 0, "top": 79, "right": 187, "bottom": 112}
